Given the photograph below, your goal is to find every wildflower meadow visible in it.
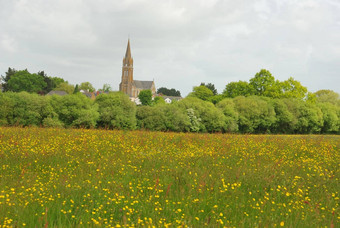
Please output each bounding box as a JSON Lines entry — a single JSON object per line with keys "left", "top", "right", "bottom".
{"left": 0, "top": 127, "right": 339, "bottom": 227}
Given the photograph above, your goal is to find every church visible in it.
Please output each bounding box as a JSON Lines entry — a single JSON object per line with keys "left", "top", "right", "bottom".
{"left": 119, "top": 40, "right": 156, "bottom": 98}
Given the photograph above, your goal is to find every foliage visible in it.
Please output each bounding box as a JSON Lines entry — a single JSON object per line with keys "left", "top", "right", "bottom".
{"left": 7, "top": 70, "right": 47, "bottom": 93}
{"left": 138, "top": 90, "right": 153, "bottom": 106}
{"left": 0, "top": 128, "right": 339, "bottom": 227}
{"left": 249, "top": 69, "right": 276, "bottom": 96}
{"left": 200, "top": 82, "right": 218, "bottom": 95}
{"left": 216, "top": 98, "right": 239, "bottom": 132}
{"left": 283, "top": 99, "right": 323, "bottom": 134}
{"left": 233, "top": 96, "right": 276, "bottom": 133}
{"left": 49, "top": 93, "right": 99, "bottom": 128}
{"left": 318, "top": 102, "right": 339, "bottom": 133}
{"left": 208, "top": 94, "right": 224, "bottom": 104}
{"left": 186, "top": 108, "right": 201, "bottom": 132}
{"left": 177, "top": 97, "right": 226, "bottom": 132}
{"left": 315, "top": 90, "right": 340, "bottom": 106}
{"left": 98, "top": 83, "right": 112, "bottom": 92}
{"left": 136, "top": 106, "right": 167, "bottom": 131}
{"left": 157, "top": 87, "right": 181, "bottom": 96}
{"left": 54, "top": 82, "right": 75, "bottom": 94}
{"left": 279, "top": 77, "right": 307, "bottom": 99}
{"left": 79, "top": 82, "right": 95, "bottom": 92}
{"left": 223, "top": 81, "right": 254, "bottom": 98}
{"left": 152, "top": 96, "right": 166, "bottom": 105}
{"left": 0, "top": 67, "right": 17, "bottom": 92}
{"left": 73, "top": 84, "right": 80, "bottom": 94}
{"left": 95, "top": 92, "right": 136, "bottom": 130}
{"left": 188, "top": 85, "right": 214, "bottom": 101}
{"left": 157, "top": 104, "right": 191, "bottom": 132}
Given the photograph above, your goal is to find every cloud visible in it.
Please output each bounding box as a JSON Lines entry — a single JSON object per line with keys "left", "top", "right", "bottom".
{"left": 0, "top": 0, "right": 339, "bottom": 95}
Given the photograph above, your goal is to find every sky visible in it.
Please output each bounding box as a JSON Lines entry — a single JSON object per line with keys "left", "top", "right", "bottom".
{"left": 1, "top": 0, "right": 340, "bottom": 96}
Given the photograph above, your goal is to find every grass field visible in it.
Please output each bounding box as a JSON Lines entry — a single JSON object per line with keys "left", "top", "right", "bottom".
{"left": 0, "top": 127, "right": 339, "bottom": 227}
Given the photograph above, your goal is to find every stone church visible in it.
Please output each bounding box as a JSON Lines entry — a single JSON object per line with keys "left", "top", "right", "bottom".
{"left": 119, "top": 40, "right": 156, "bottom": 98}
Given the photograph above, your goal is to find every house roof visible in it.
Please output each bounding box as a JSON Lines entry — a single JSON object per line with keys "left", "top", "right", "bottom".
{"left": 46, "top": 90, "right": 68, "bottom": 96}
{"left": 133, "top": 80, "right": 154, "bottom": 90}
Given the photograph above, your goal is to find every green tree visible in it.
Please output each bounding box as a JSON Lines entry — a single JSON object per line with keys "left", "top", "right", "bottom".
{"left": 157, "top": 87, "right": 181, "bottom": 96}
{"left": 153, "top": 96, "right": 166, "bottom": 105}
{"left": 318, "top": 103, "right": 339, "bottom": 133}
{"left": 177, "top": 97, "right": 226, "bottom": 132}
{"left": 1, "top": 67, "right": 17, "bottom": 92}
{"left": 216, "top": 98, "right": 239, "bottom": 132}
{"left": 79, "top": 82, "right": 95, "bottom": 92}
{"left": 270, "top": 99, "right": 295, "bottom": 133}
{"left": 188, "top": 85, "right": 214, "bottom": 101}
{"left": 0, "top": 93, "right": 14, "bottom": 125}
{"left": 98, "top": 83, "right": 112, "bottom": 92}
{"left": 279, "top": 77, "right": 307, "bottom": 99}
{"left": 157, "top": 103, "right": 190, "bottom": 132}
{"left": 249, "top": 69, "right": 276, "bottom": 96}
{"left": 138, "top": 90, "right": 152, "bottom": 106}
{"left": 200, "top": 82, "right": 218, "bottom": 95}
{"left": 54, "top": 82, "right": 75, "bottom": 94}
{"left": 136, "top": 106, "right": 167, "bottom": 131}
{"left": 73, "top": 84, "right": 80, "bottom": 94}
{"left": 49, "top": 93, "right": 99, "bottom": 128}
{"left": 7, "top": 70, "right": 47, "bottom": 93}
{"left": 95, "top": 92, "right": 136, "bottom": 130}
{"left": 223, "top": 81, "right": 254, "bottom": 98}
{"left": 315, "top": 90, "right": 340, "bottom": 106}
{"left": 283, "top": 99, "right": 323, "bottom": 133}
{"left": 50, "top": 77, "right": 65, "bottom": 88}
{"left": 233, "top": 96, "right": 276, "bottom": 133}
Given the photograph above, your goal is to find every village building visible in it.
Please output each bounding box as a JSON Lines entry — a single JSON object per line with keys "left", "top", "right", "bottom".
{"left": 119, "top": 40, "right": 156, "bottom": 98}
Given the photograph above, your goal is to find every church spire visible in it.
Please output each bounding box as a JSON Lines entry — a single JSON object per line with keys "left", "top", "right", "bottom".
{"left": 125, "top": 39, "right": 131, "bottom": 59}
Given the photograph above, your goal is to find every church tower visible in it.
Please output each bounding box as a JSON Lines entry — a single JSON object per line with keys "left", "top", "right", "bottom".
{"left": 119, "top": 39, "right": 134, "bottom": 96}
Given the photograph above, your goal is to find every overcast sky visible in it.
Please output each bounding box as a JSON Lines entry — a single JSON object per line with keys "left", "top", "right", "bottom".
{"left": 1, "top": 0, "right": 339, "bottom": 96}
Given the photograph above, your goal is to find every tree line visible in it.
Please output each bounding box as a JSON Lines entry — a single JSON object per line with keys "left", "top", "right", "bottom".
{"left": 1, "top": 67, "right": 339, "bottom": 134}
{"left": 0, "top": 90, "right": 339, "bottom": 134}
{"left": 1, "top": 68, "right": 112, "bottom": 94}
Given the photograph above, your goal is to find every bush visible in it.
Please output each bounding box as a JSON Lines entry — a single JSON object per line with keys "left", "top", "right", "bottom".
{"left": 49, "top": 93, "right": 99, "bottom": 128}
{"left": 95, "top": 92, "right": 136, "bottom": 129}
{"left": 233, "top": 96, "right": 276, "bottom": 133}
{"left": 136, "top": 106, "right": 167, "bottom": 131}
{"left": 177, "top": 97, "right": 226, "bottom": 133}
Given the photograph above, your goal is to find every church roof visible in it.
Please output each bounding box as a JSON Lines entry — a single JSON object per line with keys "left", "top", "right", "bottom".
{"left": 133, "top": 80, "right": 154, "bottom": 90}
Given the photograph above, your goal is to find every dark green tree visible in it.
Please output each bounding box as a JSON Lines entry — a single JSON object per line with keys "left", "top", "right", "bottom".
{"left": 157, "top": 87, "right": 181, "bottom": 96}
{"left": 1, "top": 67, "right": 17, "bottom": 92}
{"left": 200, "top": 82, "right": 218, "bottom": 95}
{"left": 73, "top": 84, "right": 80, "bottom": 94}
{"left": 7, "top": 70, "right": 47, "bottom": 93}
{"left": 138, "top": 90, "right": 153, "bottom": 106}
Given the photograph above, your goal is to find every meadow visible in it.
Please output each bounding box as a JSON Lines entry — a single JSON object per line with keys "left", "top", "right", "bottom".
{"left": 0, "top": 127, "right": 339, "bottom": 227}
